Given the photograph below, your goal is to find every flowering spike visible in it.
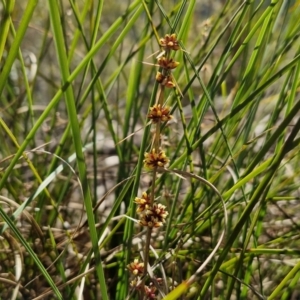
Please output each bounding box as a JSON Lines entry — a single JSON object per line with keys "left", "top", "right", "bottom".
{"left": 129, "top": 33, "right": 178, "bottom": 297}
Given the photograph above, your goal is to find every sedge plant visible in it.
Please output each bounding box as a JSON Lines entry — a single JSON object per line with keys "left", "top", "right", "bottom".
{"left": 0, "top": 1, "right": 300, "bottom": 300}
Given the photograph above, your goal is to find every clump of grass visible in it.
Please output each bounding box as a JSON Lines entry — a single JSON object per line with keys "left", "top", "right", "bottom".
{"left": 1, "top": 1, "right": 300, "bottom": 299}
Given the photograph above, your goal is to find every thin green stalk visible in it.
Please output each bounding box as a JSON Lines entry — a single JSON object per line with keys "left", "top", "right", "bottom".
{"left": 224, "top": 0, "right": 280, "bottom": 77}
{"left": 0, "top": 0, "right": 38, "bottom": 95}
{"left": 47, "top": 1, "right": 108, "bottom": 298}
{"left": 268, "top": 261, "right": 300, "bottom": 300}
{"left": 0, "top": 0, "right": 15, "bottom": 62}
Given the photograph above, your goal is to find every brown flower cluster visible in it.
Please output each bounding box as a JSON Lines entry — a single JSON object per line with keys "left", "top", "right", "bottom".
{"left": 144, "top": 148, "right": 169, "bottom": 170}
{"left": 157, "top": 56, "right": 179, "bottom": 70}
{"left": 155, "top": 34, "right": 180, "bottom": 88}
{"left": 144, "top": 284, "right": 157, "bottom": 299}
{"left": 159, "top": 33, "right": 180, "bottom": 51}
{"left": 148, "top": 104, "right": 172, "bottom": 123}
{"left": 139, "top": 203, "right": 169, "bottom": 228}
{"left": 135, "top": 192, "right": 168, "bottom": 228}
{"left": 155, "top": 72, "right": 175, "bottom": 88}
{"left": 130, "top": 163, "right": 169, "bottom": 296}
{"left": 127, "top": 258, "right": 144, "bottom": 277}
{"left": 134, "top": 191, "right": 151, "bottom": 212}
{"left": 127, "top": 258, "right": 159, "bottom": 299}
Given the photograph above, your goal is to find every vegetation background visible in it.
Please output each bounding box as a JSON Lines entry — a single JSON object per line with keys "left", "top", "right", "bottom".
{"left": 1, "top": 0, "right": 300, "bottom": 299}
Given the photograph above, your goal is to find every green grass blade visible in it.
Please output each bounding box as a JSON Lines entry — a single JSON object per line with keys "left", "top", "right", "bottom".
{"left": 47, "top": 1, "right": 108, "bottom": 298}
